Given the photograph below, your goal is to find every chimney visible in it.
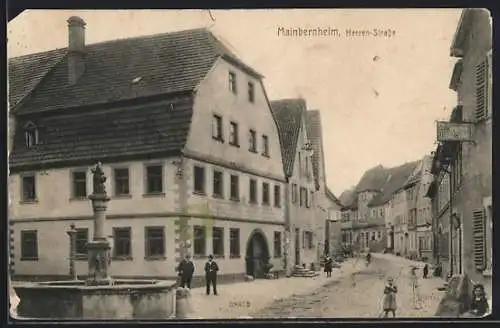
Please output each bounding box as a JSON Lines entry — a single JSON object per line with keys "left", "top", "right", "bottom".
{"left": 67, "top": 16, "right": 86, "bottom": 85}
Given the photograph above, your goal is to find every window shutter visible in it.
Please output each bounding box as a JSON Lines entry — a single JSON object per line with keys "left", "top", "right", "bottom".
{"left": 475, "top": 58, "right": 488, "bottom": 121}
{"left": 472, "top": 209, "right": 487, "bottom": 271}
{"left": 487, "top": 50, "right": 492, "bottom": 117}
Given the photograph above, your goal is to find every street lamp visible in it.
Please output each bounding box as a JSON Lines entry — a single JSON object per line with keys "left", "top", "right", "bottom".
{"left": 66, "top": 223, "right": 78, "bottom": 280}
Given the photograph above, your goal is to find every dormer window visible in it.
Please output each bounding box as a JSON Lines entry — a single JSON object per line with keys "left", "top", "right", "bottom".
{"left": 24, "top": 122, "right": 39, "bottom": 148}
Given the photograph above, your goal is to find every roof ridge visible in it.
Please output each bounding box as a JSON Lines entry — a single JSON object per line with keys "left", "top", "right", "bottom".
{"left": 8, "top": 27, "right": 210, "bottom": 61}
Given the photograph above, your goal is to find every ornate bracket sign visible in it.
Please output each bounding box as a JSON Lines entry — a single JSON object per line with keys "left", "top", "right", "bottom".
{"left": 436, "top": 121, "right": 473, "bottom": 142}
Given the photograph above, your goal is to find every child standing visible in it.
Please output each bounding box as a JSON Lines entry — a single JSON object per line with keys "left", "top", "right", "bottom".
{"left": 410, "top": 266, "right": 422, "bottom": 309}
{"left": 469, "top": 284, "right": 489, "bottom": 317}
{"left": 382, "top": 277, "right": 398, "bottom": 318}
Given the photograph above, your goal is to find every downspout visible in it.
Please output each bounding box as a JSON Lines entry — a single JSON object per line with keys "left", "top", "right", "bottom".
{"left": 448, "top": 167, "right": 454, "bottom": 278}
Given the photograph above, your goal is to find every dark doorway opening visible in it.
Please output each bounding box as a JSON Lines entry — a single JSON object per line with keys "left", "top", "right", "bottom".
{"left": 245, "top": 230, "right": 270, "bottom": 278}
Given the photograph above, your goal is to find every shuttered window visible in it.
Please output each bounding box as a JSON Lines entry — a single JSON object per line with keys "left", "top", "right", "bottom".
{"left": 472, "top": 209, "right": 487, "bottom": 271}
{"left": 475, "top": 58, "right": 488, "bottom": 121}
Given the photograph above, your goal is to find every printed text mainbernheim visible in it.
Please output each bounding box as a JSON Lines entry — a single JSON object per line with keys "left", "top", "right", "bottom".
{"left": 277, "top": 27, "right": 396, "bottom": 38}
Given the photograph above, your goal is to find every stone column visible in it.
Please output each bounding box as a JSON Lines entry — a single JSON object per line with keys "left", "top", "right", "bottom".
{"left": 87, "top": 162, "right": 111, "bottom": 285}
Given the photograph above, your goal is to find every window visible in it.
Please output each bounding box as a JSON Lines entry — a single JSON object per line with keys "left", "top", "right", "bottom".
{"left": 193, "top": 165, "right": 206, "bottom": 194}
{"left": 249, "top": 178, "right": 257, "bottom": 204}
{"left": 212, "top": 114, "right": 224, "bottom": 141}
{"left": 303, "top": 231, "right": 313, "bottom": 249}
{"left": 274, "top": 185, "right": 281, "bottom": 208}
{"left": 291, "top": 184, "right": 298, "bottom": 204}
{"left": 145, "top": 227, "right": 165, "bottom": 258}
{"left": 262, "top": 182, "right": 270, "bottom": 205}
{"left": 145, "top": 165, "right": 163, "bottom": 194}
{"left": 261, "top": 135, "right": 269, "bottom": 157}
{"left": 230, "top": 174, "right": 240, "bottom": 201}
{"left": 248, "top": 82, "right": 255, "bottom": 103}
{"left": 377, "top": 231, "right": 381, "bottom": 239}
{"left": 193, "top": 226, "right": 206, "bottom": 256}
{"left": 371, "top": 232, "right": 376, "bottom": 241}
{"left": 75, "top": 228, "right": 88, "bottom": 257}
{"left": 229, "top": 121, "right": 239, "bottom": 146}
{"left": 114, "top": 168, "right": 130, "bottom": 196}
{"left": 113, "top": 227, "right": 132, "bottom": 258}
{"left": 308, "top": 190, "right": 313, "bottom": 208}
{"left": 299, "top": 187, "right": 307, "bottom": 207}
{"left": 472, "top": 209, "right": 487, "bottom": 271}
{"left": 72, "top": 171, "right": 87, "bottom": 198}
{"left": 475, "top": 58, "right": 488, "bottom": 121}
{"left": 21, "top": 230, "right": 38, "bottom": 260}
{"left": 24, "top": 122, "right": 38, "bottom": 148}
{"left": 21, "top": 175, "right": 36, "bottom": 202}
{"left": 229, "top": 71, "right": 237, "bottom": 94}
{"left": 274, "top": 231, "right": 282, "bottom": 258}
{"left": 212, "top": 227, "right": 224, "bottom": 257}
{"left": 248, "top": 129, "right": 257, "bottom": 153}
{"left": 213, "top": 170, "right": 224, "bottom": 198}
{"left": 229, "top": 228, "right": 240, "bottom": 258}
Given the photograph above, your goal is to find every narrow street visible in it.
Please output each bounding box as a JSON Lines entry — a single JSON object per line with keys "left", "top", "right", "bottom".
{"left": 251, "top": 254, "right": 446, "bottom": 318}
{"left": 189, "top": 254, "right": 446, "bottom": 319}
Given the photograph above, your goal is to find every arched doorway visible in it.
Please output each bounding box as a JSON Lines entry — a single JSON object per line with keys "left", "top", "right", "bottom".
{"left": 245, "top": 229, "right": 270, "bottom": 278}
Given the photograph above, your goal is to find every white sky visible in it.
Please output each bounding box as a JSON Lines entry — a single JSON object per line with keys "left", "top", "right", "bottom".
{"left": 7, "top": 9, "right": 462, "bottom": 196}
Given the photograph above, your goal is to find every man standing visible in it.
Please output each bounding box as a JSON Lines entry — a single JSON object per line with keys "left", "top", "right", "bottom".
{"left": 204, "top": 254, "right": 219, "bottom": 295}
{"left": 177, "top": 254, "right": 195, "bottom": 289}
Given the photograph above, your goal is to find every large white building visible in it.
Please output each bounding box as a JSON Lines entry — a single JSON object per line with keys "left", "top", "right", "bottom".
{"left": 9, "top": 17, "right": 287, "bottom": 283}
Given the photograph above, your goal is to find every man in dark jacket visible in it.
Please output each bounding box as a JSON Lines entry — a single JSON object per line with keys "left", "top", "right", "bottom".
{"left": 204, "top": 254, "right": 219, "bottom": 295}
{"left": 177, "top": 254, "right": 195, "bottom": 289}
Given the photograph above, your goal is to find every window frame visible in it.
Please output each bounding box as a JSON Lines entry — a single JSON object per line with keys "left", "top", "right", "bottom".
{"left": 229, "top": 121, "right": 240, "bottom": 147}
{"left": 274, "top": 184, "right": 281, "bottom": 208}
{"left": 248, "top": 129, "right": 257, "bottom": 153}
{"left": 71, "top": 169, "right": 88, "bottom": 199}
{"left": 229, "top": 71, "right": 237, "bottom": 94}
{"left": 74, "top": 228, "right": 89, "bottom": 260}
{"left": 113, "top": 226, "right": 132, "bottom": 260}
{"left": 261, "top": 134, "right": 270, "bottom": 157}
{"left": 262, "top": 182, "right": 270, "bottom": 206}
{"left": 212, "top": 114, "right": 224, "bottom": 142}
{"left": 230, "top": 174, "right": 240, "bottom": 201}
{"left": 193, "top": 165, "right": 206, "bottom": 195}
{"left": 144, "top": 226, "right": 166, "bottom": 260}
{"left": 249, "top": 178, "right": 257, "bottom": 204}
{"left": 20, "top": 173, "right": 37, "bottom": 203}
{"left": 113, "top": 167, "right": 130, "bottom": 197}
{"left": 20, "top": 230, "right": 38, "bottom": 261}
{"left": 229, "top": 228, "right": 240, "bottom": 258}
{"left": 248, "top": 81, "right": 255, "bottom": 103}
{"left": 212, "top": 227, "right": 225, "bottom": 257}
{"left": 213, "top": 169, "right": 224, "bottom": 198}
{"left": 144, "top": 164, "right": 164, "bottom": 195}
{"left": 193, "top": 225, "right": 206, "bottom": 257}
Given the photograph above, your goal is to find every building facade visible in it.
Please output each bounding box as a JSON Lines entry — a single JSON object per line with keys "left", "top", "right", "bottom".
{"left": 9, "top": 20, "right": 287, "bottom": 281}
{"left": 427, "top": 9, "right": 492, "bottom": 290}
{"left": 271, "top": 99, "right": 319, "bottom": 273}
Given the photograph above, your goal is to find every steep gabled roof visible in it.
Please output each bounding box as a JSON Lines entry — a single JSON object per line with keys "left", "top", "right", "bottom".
{"left": 368, "top": 160, "right": 421, "bottom": 207}
{"left": 339, "top": 188, "right": 357, "bottom": 210}
{"left": 8, "top": 27, "right": 263, "bottom": 170}
{"left": 270, "top": 98, "right": 306, "bottom": 178}
{"left": 355, "top": 165, "right": 391, "bottom": 192}
{"left": 9, "top": 28, "right": 262, "bottom": 114}
{"left": 305, "top": 110, "right": 324, "bottom": 190}
{"left": 326, "top": 187, "right": 342, "bottom": 207}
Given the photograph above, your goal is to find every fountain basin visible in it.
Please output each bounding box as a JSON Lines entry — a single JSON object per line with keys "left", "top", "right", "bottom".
{"left": 14, "top": 279, "right": 177, "bottom": 320}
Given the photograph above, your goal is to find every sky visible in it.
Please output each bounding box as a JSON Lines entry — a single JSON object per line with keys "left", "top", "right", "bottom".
{"left": 7, "top": 9, "right": 462, "bottom": 196}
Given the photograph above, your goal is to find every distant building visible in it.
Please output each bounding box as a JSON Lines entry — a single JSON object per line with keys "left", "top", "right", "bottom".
{"left": 427, "top": 9, "right": 492, "bottom": 289}
{"left": 271, "top": 99, "right": 319, "bottom": 272}
{"left": 9, "top": 19, "right": 287, "bottom": 281}
{"left": 305, "top": 110, "right": 342, "bottom": 258}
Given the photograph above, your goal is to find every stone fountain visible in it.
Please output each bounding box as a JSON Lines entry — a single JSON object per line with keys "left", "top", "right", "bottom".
{"left": 13, "top": 163, "right": 177, "bottom": 320}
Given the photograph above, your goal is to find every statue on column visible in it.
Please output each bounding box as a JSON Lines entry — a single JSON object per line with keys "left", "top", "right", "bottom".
{"left": 91, "top": 162, "right": 107, "bottom": 195}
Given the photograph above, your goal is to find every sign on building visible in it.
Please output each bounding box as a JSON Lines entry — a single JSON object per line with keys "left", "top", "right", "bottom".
{"left": 436, "top": 121, "right": 473, "bottom": 142}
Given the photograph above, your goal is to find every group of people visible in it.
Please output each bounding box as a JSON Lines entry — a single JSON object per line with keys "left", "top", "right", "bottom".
{"left": 381, "top": 265, "right": 489, "bottom": 318}
{"left": 176, "top": 254, "right": 220, "bottom": 295}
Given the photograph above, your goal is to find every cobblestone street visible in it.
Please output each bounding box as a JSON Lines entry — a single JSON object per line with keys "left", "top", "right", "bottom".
{"left": 190, "top": 254, "right": 446, "bottom": 319}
